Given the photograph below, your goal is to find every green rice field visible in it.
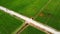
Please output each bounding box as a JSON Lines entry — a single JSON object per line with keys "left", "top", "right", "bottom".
{"left": 0, "top": 0, "right": 60, "bottom": 34}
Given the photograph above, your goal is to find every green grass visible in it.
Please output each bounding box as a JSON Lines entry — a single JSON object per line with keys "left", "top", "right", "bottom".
{"left": 0, "top": 0, "right": 49, "bottom": 17}
{"left": 21, "top": 26, "right": 46, "bottom": 34}
{"left": 0, "top": 10, "right": 24, "bottom": 34}
{"left": 35, "top": 0, "right": 60, "bottom": 30}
